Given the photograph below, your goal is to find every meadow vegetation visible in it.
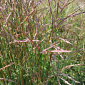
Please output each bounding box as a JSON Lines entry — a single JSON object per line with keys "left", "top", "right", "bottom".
{"left": 0, "top": 0, "right": 85, "bottom": 85}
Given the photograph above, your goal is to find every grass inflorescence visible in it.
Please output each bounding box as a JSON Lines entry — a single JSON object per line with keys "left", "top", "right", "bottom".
{"left": 0, "top": 0, "right": 85, "bottom": 85}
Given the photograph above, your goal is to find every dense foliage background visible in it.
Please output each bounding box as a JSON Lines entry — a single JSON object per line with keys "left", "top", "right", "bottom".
{"left": 0, "top": 0, "right": 85, "bottom": 85}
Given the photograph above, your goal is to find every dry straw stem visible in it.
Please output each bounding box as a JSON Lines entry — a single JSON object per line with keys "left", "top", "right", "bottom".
{"left": 59, "top": 73, "right": 80, "bottom": 83}
{"left": 48, "top": 49, "right": 71, "bottom": 53}
{"left": 58, "top": 76, "right": 72, "bottom": 85}
{"left": 13, "top": 1, "right": 42, "bottom": 47}
{"left": 5, "top": 10, "right": 13, "bottom": 24}
{"left": 59, "top": 0, "right": 69, "bottom": 14}
{"left": 54, "top": 46, "right": 64, "bottom": 60}
{"left": 15, "top": 9, "right": 35, "bottom": 33}
{"left": 57, "top": 77, "right": 61, "bottom": 85}
{"left": 40, "top": 43, "right": 72, "bottom": 59}
{"left": 9, "top": 39, "right": 39, "bottom": 44}
{"left": 58, "top": 0, "right": 75, "bottom": 13}
{"left": 61, "top": 64, "right": 85, "bottom": 71}
{"left": 0, "top": 78, "right": 16, "bottom": 83}
{"left": 59, "top": 38, "right": 72, "bottom": 44}
{"left": 43, "top": 70, "right": 80, "bottom": 84}
{"left": 0, "top": 62, "right": 15, "bottom": 71}
{"left": 14, "top": 0, "right": 42, "bottom": 34}
{"left": 1, "top": 0, "right": 15, "bottom": 26}
{"left": 0, "top": 63, "right": 16, "bottom": 83}
{"left": 44, "top": 71, "right": 80, "bottom": 85}
{"left": 13, "top": 30, "right": 40, "bottom": 49}
{"left": 51, "top": 37, "right": 72, "bottom": 44}
{"left": 54, "top": 0, "right": 85, "bottom": 28}
{"left": 40, "top": 44, "right": 57, "bottom": 53}
{"left": 54, "top": 7, "right": 84, "bottom": 28}
{"left": 0, "top": 6, "right": 15, "bottom": 40}
{"left": 43, "top": 74, "right": 56, "bottom": 84}
{"left": 66, "top": 0, "right": 75, "bottom": 7}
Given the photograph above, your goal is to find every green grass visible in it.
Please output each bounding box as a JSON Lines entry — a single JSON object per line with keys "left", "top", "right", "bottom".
{"left": 0, "top": 0, "right": 85, "bottom": 85}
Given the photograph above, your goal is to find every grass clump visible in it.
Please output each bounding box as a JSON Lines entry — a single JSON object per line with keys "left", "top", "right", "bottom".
{"left": 0, "top": 0, "right": 85, "bottom": 85}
